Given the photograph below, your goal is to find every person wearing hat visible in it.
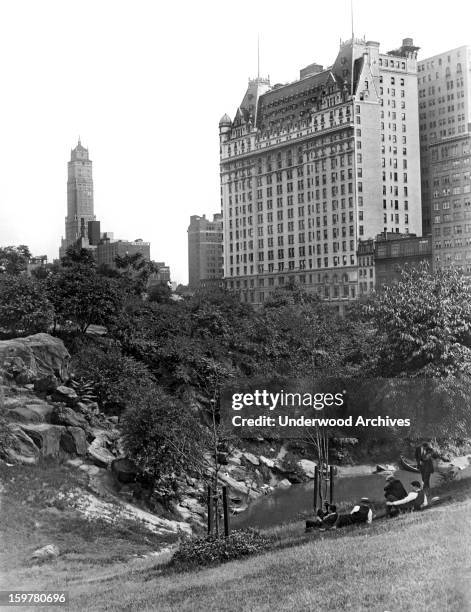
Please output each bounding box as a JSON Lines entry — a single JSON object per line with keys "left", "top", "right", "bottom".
{"left": 328, "top": 497, "right": 373, "bottom": 529}
{"left": 386, "top": 481, "right": 428, "bottom": 512}
{"left": 384, "top": 474, "right": 408, "bottom": 517}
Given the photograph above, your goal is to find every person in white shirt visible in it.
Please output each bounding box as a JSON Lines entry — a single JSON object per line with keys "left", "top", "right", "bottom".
{"left": 328, "top": 497, "right": 373, "bottom": 529}
{"left": 386, "top": 481, "right": 428, "bottom": 512}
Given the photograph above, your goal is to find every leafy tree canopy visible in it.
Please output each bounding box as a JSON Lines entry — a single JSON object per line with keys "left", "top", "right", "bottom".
{"left": 0, "top": 245, "right": 31, "bottom": 275}
{"left": 363, "top": 262, "right": 471, "bottom": 377}
{"left": 0, "top": 274, "right": 53, "bottom": 337}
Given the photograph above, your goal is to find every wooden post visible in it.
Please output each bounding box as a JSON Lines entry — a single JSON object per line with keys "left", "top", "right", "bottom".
{"left": 207, "top": 484, "right": 213, "bottom": 535}
{"left": 329, "top": 465, "right": 334, "bottom": 505}
{"left": 222, "top": 486, "right": 230, "bottom": 537}
{"left": 313, "top": 465, "right": 319, "bottom": 511}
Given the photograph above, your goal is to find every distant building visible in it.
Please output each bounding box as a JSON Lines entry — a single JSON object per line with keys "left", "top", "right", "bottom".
{"left": 59, "top": 140, "right": 96, "bottom": 258}
{"left": 96, "top": 238, "right": 150, "bottom": 268}
{"left": 418, "top": 46, "right": 471, "bottom": 275}
{"left": 148, "top": 262, "right": 171, "bottom": 286}
{"left": 88, "top": 220, "right": 101, "bottom": 246}
{"left": 357, "top": 239, "right": 375, "bottom": 297}
{"left": 188, "top": 213, "right": 223, "bottom": 290}
{"left": 374, "top": 233, "right": 432, "bottom": 288}
{"left": 26, "top": 255, "right": 48, "bottom": 277}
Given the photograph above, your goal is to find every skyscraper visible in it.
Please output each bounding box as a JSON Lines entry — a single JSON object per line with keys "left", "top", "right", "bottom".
{"left": 418, "top": 46, "right": 471, "bottom": 274}
{"left": 219, "top": 37, "right": 422, "bottom": 310}
{"left": 59, "top": 140, "right": 95, "bottom": 258}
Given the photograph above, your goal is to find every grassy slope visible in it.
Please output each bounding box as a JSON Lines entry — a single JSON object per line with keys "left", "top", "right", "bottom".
{"left": 1, "top": 464, "right": 471, "bottom": 612}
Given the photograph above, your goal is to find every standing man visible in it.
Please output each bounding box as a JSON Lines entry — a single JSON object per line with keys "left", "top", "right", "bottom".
{"left": 415, "top": 442, "right": 434, "bottom": 492}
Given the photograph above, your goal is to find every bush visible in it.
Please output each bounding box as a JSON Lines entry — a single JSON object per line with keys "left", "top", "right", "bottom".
{"left": 170, "top": 529, "right": 271, "bottom": 570}
{"left": 71, "top": 342, "right": 155, "bottom": 414}
{"left": 121, "top": 387, "right": 207, "bottom": 489}
{"left": 0, "top": 275, "right": 53, "bottom": 337}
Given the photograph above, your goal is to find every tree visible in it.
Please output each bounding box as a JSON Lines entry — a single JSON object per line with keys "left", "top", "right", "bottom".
{"left": 47, "top": 267, "right": 122, "bottom": 334}
{"left": 61, "top": 245, "right": 96, "bottom": 269}
{"left": 363, "top": 263, "right": 471, "bottom": 377}
{"left": 0, "top": 275, "right": 53, "bottom": 337}
{"left": 0, "top": 245, "right": 31, "bottom": 275}
{"left": 71, "top": 342, "right": 156, "bottom": 414}
{"left": 147, "top": 282, "right": 172, "bottom": 303}
{"left": 114, "top": 253, "right": 159, "bottom": 295}
{"left": 121, "top": 387, "right": 208, "bottom": 501}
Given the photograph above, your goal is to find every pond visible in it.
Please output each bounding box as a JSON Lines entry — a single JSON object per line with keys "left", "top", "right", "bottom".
{"left": 232, "top": 465, "right": 471, "bottom": 530}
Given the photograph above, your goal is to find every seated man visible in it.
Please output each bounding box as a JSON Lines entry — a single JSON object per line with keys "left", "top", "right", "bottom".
{"left": 384, "top": 474, "right": 407, "bottom": 517}
{"left": 386, "top": 481, "right": 428, "bottom": 513}
{"left": 327, "top": 498, "right": 373, "bottom": 530}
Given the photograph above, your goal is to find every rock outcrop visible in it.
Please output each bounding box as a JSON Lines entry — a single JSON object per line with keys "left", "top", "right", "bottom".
{"left": 0, "top": 333, "right": 70, "bottom": 383}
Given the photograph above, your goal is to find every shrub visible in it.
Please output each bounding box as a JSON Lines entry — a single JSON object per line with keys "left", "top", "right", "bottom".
{"left": 121, "top": 387, "right": 207, "bottom": 490}
{"left": 71, "top": 342, "right": 155, "bottom": 414}
{"left": 170, "top": 529, "right": 271, "bottom": 570}
{"left": 0, "top": 275, "right": 53, "bottom": 337}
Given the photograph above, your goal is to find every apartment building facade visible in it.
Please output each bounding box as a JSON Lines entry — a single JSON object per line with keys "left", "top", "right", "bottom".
{"left": 418, "top": 46, "right": 471, "bottom": 274}
{"left": 188, "top": 213, "right": 224, "bottom": 290}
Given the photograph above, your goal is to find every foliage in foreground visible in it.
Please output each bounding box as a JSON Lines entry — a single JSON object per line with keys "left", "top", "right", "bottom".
{"left": 121, "top": 387, "right": 208, "bottom": 497}
{"left": 363, "top": 263, "right": 471, "bottom": 377}
{"left": 70, "top": 342, "right": 156, "bottom": 414}
{"left": 0, "top": 274, "right": 54, "bottom": 337}
{"left": 170, "top": 529, "right": 271, "bottom": 570}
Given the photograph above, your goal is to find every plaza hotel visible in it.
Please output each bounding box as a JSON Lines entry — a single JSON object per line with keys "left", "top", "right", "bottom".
{"left": 219, "top": 37, "right": 422, "bottom": 308}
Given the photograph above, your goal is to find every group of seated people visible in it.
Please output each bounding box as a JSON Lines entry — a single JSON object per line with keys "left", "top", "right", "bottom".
{"left": 307, "top": 476, "right": 427, "bottom": 531}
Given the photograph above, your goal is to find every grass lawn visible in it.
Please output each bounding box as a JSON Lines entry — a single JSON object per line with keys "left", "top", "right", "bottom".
{"left": 1, "top": 463, "right": 470, "bottom": 611}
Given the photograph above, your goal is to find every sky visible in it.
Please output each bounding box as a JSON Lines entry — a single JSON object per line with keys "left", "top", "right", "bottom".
{"left": 0, "top": 0, "right": 470, "bottom": 284}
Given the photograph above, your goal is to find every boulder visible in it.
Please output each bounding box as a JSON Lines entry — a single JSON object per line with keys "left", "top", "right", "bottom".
{"left": 30, "top": 544, "right": 59, "bottom": 561}
{"left": 19, "top": 423, "right": 64, "bottom": 457}
{"left": 25, "top": 403, "right": 54, "bottom": 423}
{"left": 6, "top": 405, "right": 45, "bottom": 424}
{"left": 259, "top": 456, "right": 275, "bottom": 469}
{"left": 277, "top": 478, "right": 292, "bottom": 489}
{"left": 297, "top": 459, "right": 317, "bottom": 479}
{"left": 111, "top": 458, "right": 139, "bottom": 484}
{"left": 51, "top": 386, "right": 79, "bottom": 407}
{"left": 60, "top": 427, "right": 88, "bottom": 455}
{"left": 227, "top": 466, "right": 248, "bottom": 481}
{"left": 50, "top": 405, "right": 89, "bottom": 431}
{"left": 227, "top": 456, "right": 242, "bottom": 466}
{"left": 0, "top": 334, "right": 70, "bottom": 382}
{"left": 180, "top": 497, "right": 205, "bottom": 516}
{"left": 243, "top": 452, "right": 260, "bottom": 466}
{"left": 0, "top": 425, "right": 40, "bottom": 465}
{"left": 88, "top": 443, "right": 116, "bottom": 468}
{"left": 218, "top": 473, "right": 249, "bottom": 495}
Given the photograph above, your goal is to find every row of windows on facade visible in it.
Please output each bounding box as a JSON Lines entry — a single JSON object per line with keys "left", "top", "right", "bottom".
{"left": 434, "top": 237, "right": 471, "bottom": 249}
{"left": 232, "top": 284, "right": 358, "bottom": 303}
{"left": 228, "top": 255, "right": 357, "bottom": 276}
{"left": 228, "top": 226, "right": 357, "bottom": 248}
{"left": 434, "top": 222, "right": 471, "bottom": 236}
{"left": 229, "top": 241, "right": 357, "bottom": 263}
{"left": 433, "top": 213, "right": 471, "bottom": 225}
{"left": 419, "top": 52, "right": 464, "bottom": 71}
{"left": 433, "top": 186, "right": 471, "bottom": 197}
{"left": 419, "top": 99, "right": 466, "bottom": 122}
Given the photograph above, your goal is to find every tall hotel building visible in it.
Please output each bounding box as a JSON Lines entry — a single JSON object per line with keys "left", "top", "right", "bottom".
{"left": 219, "top": 38, "right": 422, "bottom": 308}
{"left": 418, "top": 46, "right": 471, "bottom": 274}
{"left": 59, "top": 140, "right": 95, "bottom": 259}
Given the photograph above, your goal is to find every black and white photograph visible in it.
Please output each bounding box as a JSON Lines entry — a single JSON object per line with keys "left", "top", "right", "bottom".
{"left": 1, "top": 0, "right": 471, "bottom": 610}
